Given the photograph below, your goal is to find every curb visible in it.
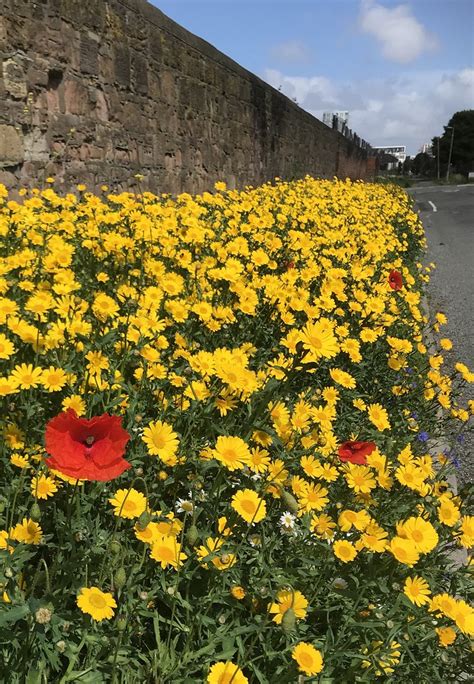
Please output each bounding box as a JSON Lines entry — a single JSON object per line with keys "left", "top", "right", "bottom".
{"left": 421, "top": 292, "right": 467, "bottom": 571}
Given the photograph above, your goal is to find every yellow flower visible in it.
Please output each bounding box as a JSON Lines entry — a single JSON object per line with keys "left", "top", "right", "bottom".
{"left": 41, "top": 366, "right": 68, "bottom": 392}
{"left": 230, "top": 585, "right": 246, "bottom": 600}
{"left": 0, "top": 531, "right": 13, "bottom": 553}
{"left": 62, "top": 395, "right": 86, "bottom": 416}
{"left": 367, "top": 403, "right": 391, "bottom": 431}
{"left": 388, "top": 536, "right": 420, "bottom": 566}
{"left": 231, "top": 489, "right": 266, "bottom": 523}
{"left": 300, "top": 318, "right": 339, "bottom": 363}
{"left": 359, "top": 522, "right": 388, "bottom": 553}
{"left": 11, "top": 518, "right": 42, "bottom": 544}
{"left": 344, "top": 465, "right": 376, "bottom": 494}
{"left": 268, "top": 589, "right": 308, "bottom": 624}
{"left": 438, "top": 497, "right": 460, "bottom": 527}
{"left": 338, "top": 509, "right": 371, "bottom": 532}
{"left": 459, "top": 515, "right": 474, "bottom": 548}
{"left": 310, "top": 513, "right": 336, "bottom": 539}
{"left": 0, "top": 333, "right": 15, "bottom": 359}
{"left": 436, "top": 626, "right": 456, "bottom": 647}
{"left": 429, "top": 593, "right": 457, "bottom": 618}
{"left": 292, "top": 642, "right": 323, "bottom": 676}
{"left": 439, "top": 338, "right": 452, "bottom": 350}
{"left": 134, "top": 521, "right": 161, "bottom": 545}
{"left": 142, "top": 420, "right": 179, "bottom": 465}
{"left": 450, "top": 599, "right": 474, "bottom": 636}
{"left": 403, "top": 576, "right": 431, "bottom": 606}
{"left": 333, "top": 540, "right": 357, "bottom": 563}
{"left": 211, "top": 435, "right": 251, "bottom": 471}
{"left": 10, "top": 453, "right": 29, "bottom": 469}
{"left": 150, "top": 535, "right": 187, "bottom": 569}
{"left": 329, "top": 368, "right": 356, "bottom": 389}
{"left": 397, "top": 516, "right": 439, "bottom": 554}
{"left": 31, "top": 474, "right": 58, "bottom": 499}
{"left": 297, "top": 482, "right": 329, "bottom": 512}
{"left": 77, "top": 587, "right": 116, "bottom": 621}
{"left": 207, "top": 661, "right": 248, "bottom": 684}
{"left": 109, "top": 488, "right": 147, "bottom": 519}
{"left": 0, "top": 376, "right": 19, "bottom": 396}
{"left": 10, "top": 363, "right": 43, "bottom": 390}
{"left": 92, "top": 293, "right": 120, "bottom": 321}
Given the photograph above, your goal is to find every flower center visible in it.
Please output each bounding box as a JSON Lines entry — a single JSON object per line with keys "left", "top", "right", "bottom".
{"left": 241, "top": 499, "right": 256, "bottom": 515}
{"left": 298, "top": 652, "right": 314, "bottom": 667}
{"left": 85, "top": 435, "right": 95, "bottom": 446}
{"left": 89, "top": 593, "right": 107, "bottom": 609}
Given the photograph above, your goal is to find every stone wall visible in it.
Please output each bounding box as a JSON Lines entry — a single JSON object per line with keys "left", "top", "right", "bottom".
{"left": 0, "top": 0, "right": 374, "bottom": 193}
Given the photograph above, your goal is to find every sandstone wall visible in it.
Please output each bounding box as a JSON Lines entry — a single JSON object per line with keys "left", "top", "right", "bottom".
{"left": 0, "top": 0, "right": 374, "bottom": 193}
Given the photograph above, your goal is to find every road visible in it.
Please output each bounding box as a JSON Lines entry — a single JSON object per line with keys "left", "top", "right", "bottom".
{"left": 409, "top": 184, "right": 474, "bottom": 486}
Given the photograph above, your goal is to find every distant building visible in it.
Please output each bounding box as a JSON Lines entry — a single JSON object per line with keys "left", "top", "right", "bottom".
{"left": 323, "top": 111, "right": 349, "bottom": 130}
{"left": 373, "top": 145, "right": 406, "bottom": 170}
{"left": 419, "top": 143, "right": 433, "bottom": 156}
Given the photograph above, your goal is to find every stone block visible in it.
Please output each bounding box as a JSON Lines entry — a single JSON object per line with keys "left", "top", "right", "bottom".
{"left": 80, "top": 32, "right": 99, "bottom": 76}
{"left": 0, "top": 124, "right": 24, "bottom": 168}
{"left": 63, "top": 79, "right": 90, "bottom": 116}
{"left": 0, "top": 169, "right": 17, "bottom": 189}
{"left": 114, "top": 45, "right": 130, "bottom": 88}
{"left": 131, "top": 51, "right": 148, "bottom": 95}
{"left": 24, "top": 128, "right": 49, "bottom": 162}
{"left": 2, "top": 57, "right": 28, "bottom": 99}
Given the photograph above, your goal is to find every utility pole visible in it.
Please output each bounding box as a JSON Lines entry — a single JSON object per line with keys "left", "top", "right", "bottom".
{"left": 446, "top": 126, "right": 455, "bottom": 181}
{"left": 436, "top": 137, "right": 440, "bottom": 180}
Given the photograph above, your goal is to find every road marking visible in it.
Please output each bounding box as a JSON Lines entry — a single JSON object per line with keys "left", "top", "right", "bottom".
{"left": 428, "top": 201, "right": 437, "bottom": 212}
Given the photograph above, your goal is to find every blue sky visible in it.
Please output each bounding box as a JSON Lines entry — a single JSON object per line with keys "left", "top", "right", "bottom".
{"left": 150, "top": 0, "right": 474, "bottom": 154}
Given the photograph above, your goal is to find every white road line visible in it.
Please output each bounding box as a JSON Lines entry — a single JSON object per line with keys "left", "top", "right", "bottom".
{"left": 428, "top": 200, "right": 437, "bottom": 212}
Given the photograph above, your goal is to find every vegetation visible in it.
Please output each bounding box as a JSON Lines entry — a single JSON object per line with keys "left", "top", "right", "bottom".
{"left": 0, "top": 178, "right": 472, "bottom": 682}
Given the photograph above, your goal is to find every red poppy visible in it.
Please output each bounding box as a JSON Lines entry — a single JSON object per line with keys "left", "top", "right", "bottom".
{"left": 45, "top": 410, "right": 131, "bottom": 481}
{"left": 338, "top": 440, "right": 376, "bottom": 465}
{"left": 388, "top": 270, "right": 403, "bottom": 290}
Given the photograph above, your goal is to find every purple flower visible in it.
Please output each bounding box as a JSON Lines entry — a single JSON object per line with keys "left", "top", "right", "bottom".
{"left": 444, "top": 450, "right": 461, "bottom": 469}
{"left": 418, "top": 431, "right": 429, "bottom": 442}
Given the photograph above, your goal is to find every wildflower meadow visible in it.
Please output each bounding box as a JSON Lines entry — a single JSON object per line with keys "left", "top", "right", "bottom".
{"left": 0, "top": 177, "right": 472, "bottom": 682}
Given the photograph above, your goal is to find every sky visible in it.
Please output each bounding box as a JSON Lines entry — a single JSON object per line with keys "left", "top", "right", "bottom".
{"left": 149, "top": 0, "right": 474, "bottom": 155}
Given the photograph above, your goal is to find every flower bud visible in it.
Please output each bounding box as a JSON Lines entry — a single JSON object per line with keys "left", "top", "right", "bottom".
{"left": 136, "top": 511, "right": 152, "bottom": 531}
{"left": 109, "top": 540, "right": 121, "bottom": 555}
{"left": 35, "top": 607, "right": 52, "bottom": 624}
{"left": 281, "top": 607, "right": 296, "bottom": 633}
{"left": 280, "top": 490, "right": 298, "bottom": 513}
{"left": 30, "top": 502, "right": 41, "bottom": 522}
{"left": 116, "top": 617, "right": 127, "bottom": 631}
{"left": 114, "top": 567, "right": 127, "bottom": 589}
{"left": 186, "top": 524, "right": 199, "bottom": 547}
{"left": 56, "top": 640, "right": 66, "bottom": 653}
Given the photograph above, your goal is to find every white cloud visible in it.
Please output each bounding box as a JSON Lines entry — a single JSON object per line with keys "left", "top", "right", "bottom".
{"left": 270, "top": 39, "right": 312, "bottom": 63}
{"left": 359, "top": 0, "right": 438, "bottom": 63}
{"left": 262, "top": 67, "right": 474, "bottom": 154}
{"left": 264, "top": 68, "right": 338, "bottom": 107}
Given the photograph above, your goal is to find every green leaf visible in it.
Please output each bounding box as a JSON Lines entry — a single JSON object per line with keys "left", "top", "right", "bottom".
{"left": 0, "top": 604, "right": 29, "bottom": 626}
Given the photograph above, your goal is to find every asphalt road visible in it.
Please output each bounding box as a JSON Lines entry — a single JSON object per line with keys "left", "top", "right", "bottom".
{"left": 409, "top": 184, "right": 474, "bottom": 486}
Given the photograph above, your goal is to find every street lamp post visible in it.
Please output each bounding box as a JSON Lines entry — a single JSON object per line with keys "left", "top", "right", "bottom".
{"left": 446, "top": 126, "right": 455, "bottom": 181}
{"left": 437, "top": 137, "right": 440, "bottom": 181}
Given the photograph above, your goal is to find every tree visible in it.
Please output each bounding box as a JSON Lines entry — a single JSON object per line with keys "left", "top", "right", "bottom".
{"left": 432, "top": 110, "right": 474, "bottom": 178}
{"left": 411, "top": 152, "right": 435, "bottom": 177}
